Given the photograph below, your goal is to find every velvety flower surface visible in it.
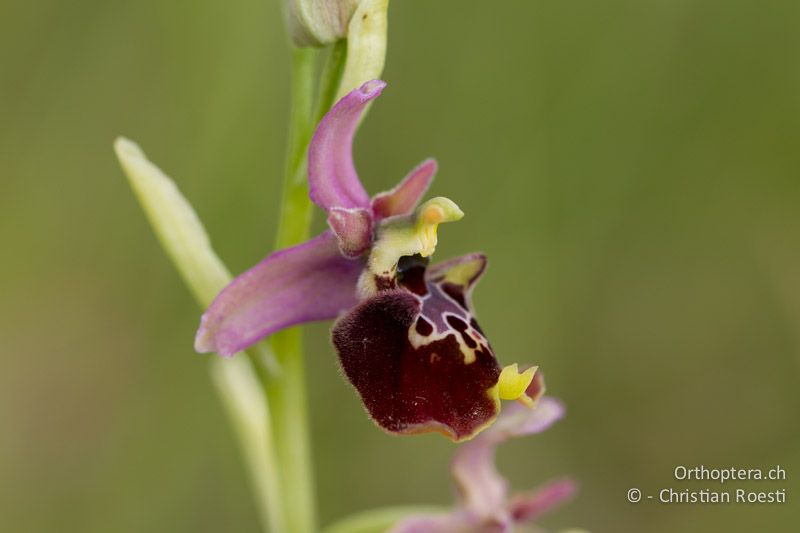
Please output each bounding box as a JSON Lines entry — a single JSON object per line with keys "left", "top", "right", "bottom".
{"left": 391, "top": 375, "right": 576, "bottom": 532}
{"left": 333, "top": 253, "right": 502, "bottom": 440}
{"left": 196, "top": 80, "right": 537, "bottom": 440}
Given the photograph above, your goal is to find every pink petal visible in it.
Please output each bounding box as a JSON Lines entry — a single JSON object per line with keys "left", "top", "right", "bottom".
{"left": 308, "top": 80, "right": 386, "bottom": 211}
{"left": 451, "top": 433, "right": 510, "bottom": 519}
{"left": 371, "top": 158, "right": 437, "bottom": 219}
{"left": 486, "top": 393, "right": 565, "bottom": 441}
{"left": 509, "top": 478, "right": 577, "bottom": 523}
{"left": 451, "top": 397, "right": 566, "bottom": 518}
{"left": 195, "top": 231, "right": 362, "bottom": 356}
{"left": 327, "top": 207, "right": 373, "bottom": 257}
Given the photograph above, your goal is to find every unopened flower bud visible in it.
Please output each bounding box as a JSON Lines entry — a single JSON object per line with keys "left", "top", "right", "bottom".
{"left": 285, "top": 0, "right": 359, "bottom": 47}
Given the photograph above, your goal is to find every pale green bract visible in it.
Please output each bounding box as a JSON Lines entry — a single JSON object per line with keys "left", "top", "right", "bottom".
{"left": 211, "top": 355, "right": 284, "bottom": 533}
{"left": 114, "top": 137, "right": 231, "bottom": 307}
{"left": 284, "top": 0, "right": 389, "bottom": 103}
{"left": 336, "top": 0, "right": 389, "bottom": 100}
{"left": 114, "top": 137, "right": 285, "bottom": 533}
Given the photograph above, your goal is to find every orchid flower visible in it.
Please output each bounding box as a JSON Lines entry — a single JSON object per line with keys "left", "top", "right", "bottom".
{"left": 391, "top": 374, "right": 576, "bottom": 533}
{"left": 196, "top": 80, "right": 539, "bottom": 441}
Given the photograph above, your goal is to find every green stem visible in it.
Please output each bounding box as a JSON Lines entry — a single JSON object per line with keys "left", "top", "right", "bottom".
{"left": 266, "top": 42, "right": 349, "bottom": 533}
{"left": 315, "top": 40, "right": 347, "bottom": 125}
{"left": 267, "top": 46, "right": 318, "bottom": 533}
{"left": 266, "top": 330, "right": 313, "bottom": 532}
{"left": 274, "top": 47, "right": 317, "bottom": 250}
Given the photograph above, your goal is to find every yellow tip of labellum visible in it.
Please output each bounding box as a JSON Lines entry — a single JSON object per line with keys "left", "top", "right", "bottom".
{"left": 498, "top": 364, "right": 537, "bottom": 404}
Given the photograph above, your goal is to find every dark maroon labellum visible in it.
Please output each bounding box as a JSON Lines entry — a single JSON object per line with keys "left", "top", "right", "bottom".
{"left": 332, "top": 253, "right": 502, "bottom": 440}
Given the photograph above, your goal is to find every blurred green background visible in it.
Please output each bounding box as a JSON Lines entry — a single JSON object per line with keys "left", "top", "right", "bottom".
{"left": 2, "top": 0, "right": 799, "bottom": 531}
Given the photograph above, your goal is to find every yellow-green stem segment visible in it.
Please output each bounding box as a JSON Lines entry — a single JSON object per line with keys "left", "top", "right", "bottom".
{"left": 267, "top": 46, "right": 319, "bottom": 533}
